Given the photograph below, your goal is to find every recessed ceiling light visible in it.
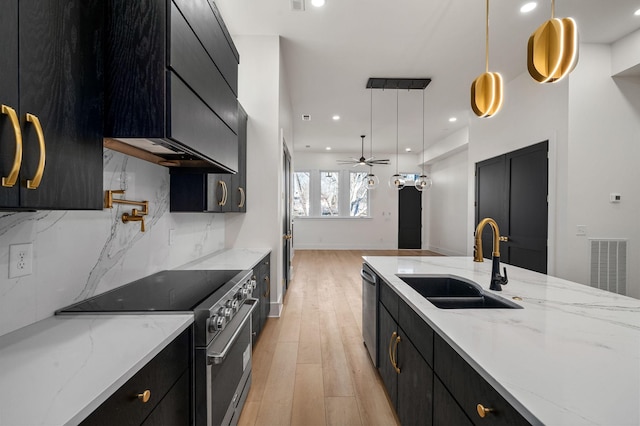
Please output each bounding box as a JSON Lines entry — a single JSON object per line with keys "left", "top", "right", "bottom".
{"left": 405, "top": 148, "right": 412, "bottom": 152}
{"left": 325, "top": 147, "right": 331, "bottom": 151}
{"left": 449, "top": 117, "right": 457, "bottom": 122}
{"left": 520, "top": 2, "right": 537, "bottom": 13}
{"left": 332, "top": 115, "right": 340, "bottom": 120}
{"left": 311, "top": 0, "right": 325, "bottom": 7}
{"left": 635, "top": 8, "right": 640, "bottom": 16}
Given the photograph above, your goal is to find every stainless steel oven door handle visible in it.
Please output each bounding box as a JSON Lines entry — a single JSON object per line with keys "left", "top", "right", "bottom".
{"left": 207, "top": 298, "right": 258, "bottom": 365}
{"left": 360, "top": 269, "right": 376, "bottom": 285}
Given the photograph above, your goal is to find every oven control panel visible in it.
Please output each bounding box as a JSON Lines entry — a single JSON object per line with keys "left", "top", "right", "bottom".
{"left": 207, "top": 271, "right": 254, "bottom": 336}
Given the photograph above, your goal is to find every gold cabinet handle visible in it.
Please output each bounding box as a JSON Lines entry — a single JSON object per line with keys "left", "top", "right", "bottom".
{"left": 476, "top": 404, "right": 494, "bottom": 418}
{"left": 1, "top": 105, "right": 22, "bottom": 188}
{"left": 238, "top": 187, "right": 245, "bottom": 208}
{"left": 393, "top": 335, "right": 401, "bottom": 374}
{"left": 25, "top": 113, "right": 45, "bottom": 190}
{"left": 263, "top": 275, "right": 270, "bottom": 298}
{"left": 388, "top": 332, "right": 397, "bottom": 369}
{"left": 137, "top": 389, "right": 151, "bottom": 403}
{"left": 218, "top": 180, "right": 228, "bottom": 206}
{"left": 499, "top": 236, "right": 509, "bottom": 242}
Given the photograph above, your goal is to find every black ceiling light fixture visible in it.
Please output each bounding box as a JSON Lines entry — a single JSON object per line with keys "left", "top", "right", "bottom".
{"left": 364, "top": 78, "right": 432, "bottom": 191}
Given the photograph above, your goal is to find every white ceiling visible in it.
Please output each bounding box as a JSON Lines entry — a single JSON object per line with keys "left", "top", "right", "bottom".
{"left": 215, "top": 0, "right": 640, "bottom": 155}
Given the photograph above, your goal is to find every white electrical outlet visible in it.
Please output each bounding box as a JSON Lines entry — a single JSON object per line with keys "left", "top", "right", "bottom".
{"left": 9, "top": 243, "right": 33, "bottom": 278}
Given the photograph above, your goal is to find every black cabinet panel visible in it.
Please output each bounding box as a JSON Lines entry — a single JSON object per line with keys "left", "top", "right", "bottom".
{"left": 396, "top": 330, "right": 433, "bottom": 426}
{"left": 173, "top": 0, "right": 239, "bottom": 95}
{"left": 434, "top": 335, "right": 530, "bottom": 426}
{"left": 380, "top": 281, "right": 399, "bottom": 321}
{"left": 231, "top": 104, "right": 247, "bottom": 212}
{"left": 434, "top": 376, "right": 473, "bottom": 426}
{"left": 0, "top": 0, "right": 20, "bottom": 207}
{"left": 398, "top": 298, "right": 434, "bottom": 368}
{"left": 169, "top": 73, "right": 238, "bottom": 172}
{"left": 377, "top": 303, "right": 398, "bottom": 409}
{"left": 141, "top": 370, "right": 191, "bottom": 426}
{"left": 170, "top": 3, "right": 237, "bottom": 133}
{"left": 169, "top": 172, "right": 229, "bottom": 212}
{"left": 81, "top": 329, "right": 190, "bottom": 426}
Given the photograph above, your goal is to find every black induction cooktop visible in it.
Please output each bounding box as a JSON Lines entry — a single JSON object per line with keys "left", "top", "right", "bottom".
{"left": 57, "top": 269, "right": 243, "bottom": 313}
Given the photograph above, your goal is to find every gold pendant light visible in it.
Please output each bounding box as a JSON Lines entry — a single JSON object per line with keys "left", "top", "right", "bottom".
{"left": 471, "top": 0, "right": 503, "bottom": 118}
{"left": 527, "top": 0, "right": 579, "bottom": 83}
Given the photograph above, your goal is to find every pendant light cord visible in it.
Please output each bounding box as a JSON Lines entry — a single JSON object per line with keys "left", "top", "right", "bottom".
{"left": 551, "top": 0, "right": 555, "bottom": 19}
{"left": 485, "top": 0, "right": 489, "bottom": 73}
{"left": 395, "top": 89, "right": 399, "bottom": 175}
{"left": 421, "top": 90, "right": 425, "bottom": 174}
{"left": 369, "top": 88, "right": 373, "bottom": 159}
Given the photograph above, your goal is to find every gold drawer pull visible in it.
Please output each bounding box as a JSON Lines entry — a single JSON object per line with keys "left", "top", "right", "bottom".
{"left": 137, "top": 389, "right": 151, "bottom": 403}
{"left": 25, "top": 113, "right": 46, "bottom": 190}
{"left": 1, "top": 105, "right": 22, "bottom": 188}
{"left": 393, "top": 335, "right": 401, "bottom": 374}
{"left": 477, "top": 403, "right": 494, "bottom": 418}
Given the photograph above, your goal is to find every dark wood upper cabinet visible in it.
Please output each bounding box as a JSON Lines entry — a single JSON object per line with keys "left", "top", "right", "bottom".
{"left": 105, "top": 0, "right": 239, "bottom": 173}
{"left": 0, "top": 0, "right": 103, "bottom": 210}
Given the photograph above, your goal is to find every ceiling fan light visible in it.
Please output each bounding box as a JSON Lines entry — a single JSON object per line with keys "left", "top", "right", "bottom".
{"left": 366, "top": 173, "right": 379, "bottom": 189}
{"left": 389, "top": 174, "right": 405, "bottom": 190}
{"left": 415, "top": 175, "right": 432, "bottom": 191}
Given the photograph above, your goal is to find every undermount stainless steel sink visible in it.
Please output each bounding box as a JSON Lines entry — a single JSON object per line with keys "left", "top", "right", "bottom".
{"left": 396, "top": 275, "right": 522, "bottom": 309}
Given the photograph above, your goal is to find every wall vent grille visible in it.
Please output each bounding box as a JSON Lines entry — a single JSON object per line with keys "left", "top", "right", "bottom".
{"left": 291, "top": 0, "right": 305, "bottom": 11}
{"left": 590, "top": 239, "right": 627, "bottom": 295}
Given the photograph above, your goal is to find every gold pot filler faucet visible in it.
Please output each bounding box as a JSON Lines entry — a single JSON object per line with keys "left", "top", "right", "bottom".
{"left": 474, "top": 218, "right": 509, "bottom": 291}
{"left": 104, "top": 190, "right": 149, "bottom": 232}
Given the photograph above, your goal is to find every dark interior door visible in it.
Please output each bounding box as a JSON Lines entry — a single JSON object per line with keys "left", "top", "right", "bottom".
{"left": 398, "top": 186, "right": 422, "bottom": 249}
{"left": 475, "top": 141, "right": 548, "bottom": 274}
{"left": 282, "top": 144, "right": 292, "bottom": 293}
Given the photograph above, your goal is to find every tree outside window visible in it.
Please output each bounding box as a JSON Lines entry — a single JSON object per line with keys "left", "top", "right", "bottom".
{"left": 293, "top": 172, "right": 310, "bottom": 216}
{"left": 350, "top": 172, "right": 368, "bottom": 217}
{"left": 320, "top": 171, "right": 339, "bottom": 216}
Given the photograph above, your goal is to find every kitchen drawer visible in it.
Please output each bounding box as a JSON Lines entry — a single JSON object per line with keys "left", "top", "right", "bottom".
{"left": 141, "top": 370, "right": 190, "bottom": 425}
{"left": 380, "top": 280, "right": 399, "bottom": 321}
{"left": 169, "top": 72, "right": 238, "bottom": 172}
{"left": 398, "top": 298, "right": 434, "bottom": 368}
{"left": 433, "top": 334, "right": 530, "bottom": 426}
{"left": 80, "top": 329, "right": 190, "bottom": 426}
{"left": 433, "top": 376, "right": 473, "bottom": 426}
{"left": 170, "top": 2, "right": 237, "bottom": 133}
{"left": 173, "top": 0, "right": 238, "bottom": 95}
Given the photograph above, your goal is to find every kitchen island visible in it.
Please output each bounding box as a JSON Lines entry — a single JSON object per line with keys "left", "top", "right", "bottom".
{"left": 364, "top": 256, "right": 640, "bottom": 426}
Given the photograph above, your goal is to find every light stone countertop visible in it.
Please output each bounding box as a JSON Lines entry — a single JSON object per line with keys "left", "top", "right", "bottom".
{"left": 176, "top": 248, "right": 271, "bottom": 271}
{"left": 0, "top": 314, "right": 192, "bottom": 426}
{"left": 363, "top": 256, "right": 640, "bottom": 426}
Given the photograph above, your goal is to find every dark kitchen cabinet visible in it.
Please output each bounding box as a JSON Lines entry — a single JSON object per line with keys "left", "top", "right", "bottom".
{"left": 251, "top": 253, "right": 271, "bottom": 347}
{"left": 378, "top": 282, "right": 434, "bottom": 426}
{"left": 169, "top": 102, "right": 248, "bottom": 213}
{"left": 0, "top": 0, "right": 103, "bottom": 210}
{"left": 80, "top": 328, "right": 191, "bottom": 426}
{"left": 105, "top": 0, "right": 239, "bottom": 172}
{"left": 433, "top": 376, "right": 473, "bottom": 426}
{"left": 433, "top": 334, "right": 531, "bottom": 426}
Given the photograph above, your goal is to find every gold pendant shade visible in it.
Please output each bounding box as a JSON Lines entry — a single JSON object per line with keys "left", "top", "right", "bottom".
{"left": 527, "top": 2, "right": 579, "bottom": 83}
{"left": 471, "top": 0, "right": 503, "bottom": 118}
{"left": 471, "top": 72, "right": 503, "bottom": 118}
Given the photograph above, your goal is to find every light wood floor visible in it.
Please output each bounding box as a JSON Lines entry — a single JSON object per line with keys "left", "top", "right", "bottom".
{"left": 238, "top": 249, "right": 440, "bottom": 426}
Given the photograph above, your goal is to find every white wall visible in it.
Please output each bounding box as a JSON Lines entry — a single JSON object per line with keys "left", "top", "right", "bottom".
{"left": 565, "top": 44, "right": 640, "bottom": 297}
{"left": 293, "top": 151, "right": 423, "bottom": 249}
{"left": 0, "top": 151, "right": 225, "bottom": 338}
{"left": 225, "top": 35, "right": 290, "bottom": 315}
{"left": 425, "top": 149, "right": 469, "bottom": 256}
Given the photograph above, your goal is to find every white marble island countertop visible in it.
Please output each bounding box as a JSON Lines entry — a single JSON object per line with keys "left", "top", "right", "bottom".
{"left": 0, "top": 314, "right": 192, "bottom": 426}
{"left": 363, "top": 256, "right": 640, "bottom": 426}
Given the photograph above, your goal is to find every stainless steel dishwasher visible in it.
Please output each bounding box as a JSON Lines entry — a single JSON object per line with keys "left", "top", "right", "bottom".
{"left": 361, "top": 263, "right": 378, "bottom": 367}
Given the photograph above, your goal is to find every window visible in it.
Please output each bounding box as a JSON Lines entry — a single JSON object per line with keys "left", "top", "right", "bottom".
{"left": 320, "top": 171, "right": 339, "bottom": 216}
{"left": 293, "top": 172, "right": 310, "bottom": 216}
{"left": 292, "top": 170, "right": 371, "bottom": 218}
{"left": 350, "top": 172, "right": 368, "bottom": 217}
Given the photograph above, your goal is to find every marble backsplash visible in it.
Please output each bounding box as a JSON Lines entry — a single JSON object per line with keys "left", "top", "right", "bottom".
{"left": 0, "top": 150, "right": 225, "bottom": 337}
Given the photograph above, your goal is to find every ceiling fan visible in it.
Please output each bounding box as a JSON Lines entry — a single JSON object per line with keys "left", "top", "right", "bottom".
{"left": 336, "top": 135, "right": 390, "bottom": 167}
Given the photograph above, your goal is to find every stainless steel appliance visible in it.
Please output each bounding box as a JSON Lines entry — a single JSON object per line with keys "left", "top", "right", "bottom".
{"left": 57, "top": 269, "right": 257, "bottom": 426}
{"left": 361, "top": 263, "right": 378, "bottom": 367}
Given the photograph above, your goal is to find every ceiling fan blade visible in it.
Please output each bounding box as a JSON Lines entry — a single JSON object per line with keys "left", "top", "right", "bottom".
{"left": 368, "top": 159, "right": 390, "bottom": 164}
